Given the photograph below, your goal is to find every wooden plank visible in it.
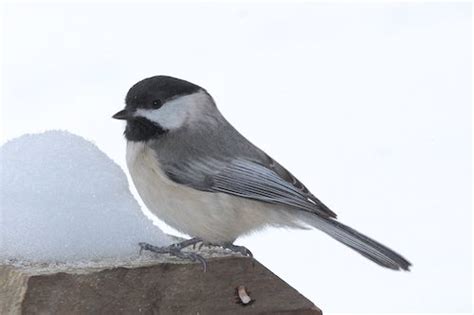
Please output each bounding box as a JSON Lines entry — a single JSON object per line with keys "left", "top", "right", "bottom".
{"left": 1, "top": 256, "right": 321, "bottom": 314}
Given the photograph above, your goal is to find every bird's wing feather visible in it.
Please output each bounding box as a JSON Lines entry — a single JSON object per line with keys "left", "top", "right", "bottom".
{"left": 164, "top": 157, "right": 337, "bottom": 218}
{"left": 262, "top": 154, "right": 336, "bottom": 216}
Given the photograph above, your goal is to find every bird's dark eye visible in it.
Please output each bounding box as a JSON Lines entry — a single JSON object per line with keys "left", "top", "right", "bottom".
{"left": 152, "top": 99, "right": 163, "bottom": 109}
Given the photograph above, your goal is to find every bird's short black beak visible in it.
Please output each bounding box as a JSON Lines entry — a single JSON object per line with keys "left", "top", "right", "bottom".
{"left": 112, "top": 109, "right": 129, "bottom": 120}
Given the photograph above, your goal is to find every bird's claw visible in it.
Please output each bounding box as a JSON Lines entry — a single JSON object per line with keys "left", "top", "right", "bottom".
{"left": 139, "top": 238, "right": 252, "bottom": 272}
{"left": 222, "top": 243, "right": 253, "bottom": 257}
{"left": 138, "top": 240, "right": 208, "bottom": 272}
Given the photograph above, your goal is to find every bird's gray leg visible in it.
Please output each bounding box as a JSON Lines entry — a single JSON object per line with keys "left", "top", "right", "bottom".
{"left": 193, "top": 240, "right": 253, "bottom": 257}
{"left": 172, "top": 237, "right": 203, "bottom": 250}
{"left": 139, "top": 238, "right": 207, "bottom": 272}
{"left": 221, "top": 242, "right": 253, "bottom": 257}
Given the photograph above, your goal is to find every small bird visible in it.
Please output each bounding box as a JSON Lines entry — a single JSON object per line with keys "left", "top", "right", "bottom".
{"left": 113, "top": 75, "right": 411, "bottom": 271}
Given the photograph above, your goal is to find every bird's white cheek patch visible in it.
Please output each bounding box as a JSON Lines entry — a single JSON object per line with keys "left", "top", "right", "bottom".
{"left": 135, "top": 103, "right": 188, "bottom": 130}
{"left": 133, "top": 91, "right": 212, "bottom": 130}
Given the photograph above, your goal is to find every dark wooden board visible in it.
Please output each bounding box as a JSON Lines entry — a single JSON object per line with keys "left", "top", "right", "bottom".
{"left": 1, "top": 256, "right": 321, "bottom": 314}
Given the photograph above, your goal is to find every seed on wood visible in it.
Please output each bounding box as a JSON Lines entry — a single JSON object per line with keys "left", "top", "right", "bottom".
{"left": 236, "top": 285, "right": 254, "bottom": 306}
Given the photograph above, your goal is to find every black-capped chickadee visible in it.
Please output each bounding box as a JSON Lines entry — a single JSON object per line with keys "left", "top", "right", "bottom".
{"left": 113, "top": 75, "right": 411, "bottom": 271}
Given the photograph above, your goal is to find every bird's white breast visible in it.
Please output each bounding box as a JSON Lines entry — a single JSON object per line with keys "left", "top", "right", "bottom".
{"left": 126, "top": 141, "right": 304, "bottom": 243}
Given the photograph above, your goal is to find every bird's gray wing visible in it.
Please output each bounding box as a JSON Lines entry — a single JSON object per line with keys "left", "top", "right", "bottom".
{"left": 262, "top": 155, "right": 336, "bottom": 218}
{"left": 164, "top": 157, "right": 337, "bottom": 219}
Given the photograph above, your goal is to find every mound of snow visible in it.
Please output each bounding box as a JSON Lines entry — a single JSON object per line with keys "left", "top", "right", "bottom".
{"left": 0, "top": 130, "right": 170, "bottom": 263}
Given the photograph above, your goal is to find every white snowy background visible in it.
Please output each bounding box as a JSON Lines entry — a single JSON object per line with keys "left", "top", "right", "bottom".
{"left": 1, "top": 2, "right": 471, "bottom": 313}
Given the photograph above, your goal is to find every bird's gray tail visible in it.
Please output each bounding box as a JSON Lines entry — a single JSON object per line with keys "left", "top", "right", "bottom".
{"left": 304, "top": 214, "right": 412, "bottom": 271}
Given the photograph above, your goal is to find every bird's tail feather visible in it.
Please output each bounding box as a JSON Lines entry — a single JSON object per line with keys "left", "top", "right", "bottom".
{"left": 305, "top": 214, "right": 412, "bottom": 271}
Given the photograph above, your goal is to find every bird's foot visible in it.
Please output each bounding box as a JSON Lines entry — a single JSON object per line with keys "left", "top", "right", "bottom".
{"left": 170, "top": 237, "right": 203, "bottom": 250}
{"left": 192, "top": 240, "right": 253, "bottom": 257}
{"left": 222, "top": 243, "right": 253, "bottom": 257}
{"left": 189, "top": 240, "right": 253, "bottom": 257}
{"left": 139, "top": 238, "right": 207, "bottom": 272}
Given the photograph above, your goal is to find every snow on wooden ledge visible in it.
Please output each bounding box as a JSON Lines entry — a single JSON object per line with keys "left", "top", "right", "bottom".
{"left": 1, "top": 250, "right": 321, "bottom": 314}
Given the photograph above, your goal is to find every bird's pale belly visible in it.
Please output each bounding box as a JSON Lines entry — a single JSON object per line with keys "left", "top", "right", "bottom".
{"left": 126, "top": 142, "right": 298, "bottom": 243}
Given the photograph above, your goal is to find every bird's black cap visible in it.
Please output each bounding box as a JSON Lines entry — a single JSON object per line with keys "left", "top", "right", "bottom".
{"left": 124, "top": 75, "right": 203, "bottom": 112}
